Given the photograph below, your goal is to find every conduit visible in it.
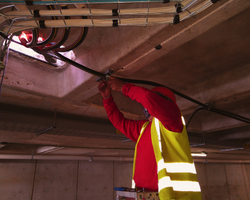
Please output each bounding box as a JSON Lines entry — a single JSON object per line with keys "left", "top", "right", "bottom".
{"left": 36, "top": 5, "right": 58, "bottom": 47}
{"left": 54, "top": 52, "right": 250, "bottom": 125}
{"left": 1, "top": 154, "right": 250, "bottom": 163}
{"left": 0, "top": 154, "right": 134, "bottom": 161}
{"left": 1, "top": 39, "right": 249, "bottom": 125}
{"left": 0, "top": 0, "right": 249, "bottom": 125}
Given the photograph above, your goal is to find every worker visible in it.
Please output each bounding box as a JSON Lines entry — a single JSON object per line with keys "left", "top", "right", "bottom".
{"left": 98, "top": 77, "right": 202, "bottom": 200}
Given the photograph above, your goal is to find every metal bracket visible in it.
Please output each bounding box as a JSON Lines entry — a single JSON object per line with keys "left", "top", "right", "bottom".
{"left": 95, "top": 69, "right": 114, "bottom": 82}
{"left": 36, "top": 109, "right": 57, "bottom": 136}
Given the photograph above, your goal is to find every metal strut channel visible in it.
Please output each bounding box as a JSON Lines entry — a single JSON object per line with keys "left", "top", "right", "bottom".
{"left": 0, "top": 0, "right": 218, "bottom": 33}
{"left": 0, "top": 0, "right": 184, "bottom": 5}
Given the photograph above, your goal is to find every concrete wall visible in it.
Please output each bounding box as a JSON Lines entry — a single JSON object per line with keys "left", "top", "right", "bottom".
{"left": 0, "top": 160, "right": 250, "bottom": 200}
{"left": 0, "top": 160, "right": 133, "bottom": 200}
{"left": 196, "top": 163, "right": 250, "bottom": 200}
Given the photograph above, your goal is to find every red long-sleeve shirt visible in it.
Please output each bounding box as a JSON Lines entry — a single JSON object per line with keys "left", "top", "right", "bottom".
{"left": 103, "top": 84, "right": 183, "bottom": 191}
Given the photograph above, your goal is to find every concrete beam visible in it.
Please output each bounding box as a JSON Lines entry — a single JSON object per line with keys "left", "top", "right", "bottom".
{"left": 179, "top": 63, "right": 250, "bottom": 113}
{"left": 114, "top": 0, "right": 250, "bottom": 76}
{"left": 0, "top": 111, "right": 116, "bottom": 134}
{"left": 188, "top": 135, "right": 243, "bottom": 148}
{"left": 220, "top": 131, "right": 250, "bottom": 140}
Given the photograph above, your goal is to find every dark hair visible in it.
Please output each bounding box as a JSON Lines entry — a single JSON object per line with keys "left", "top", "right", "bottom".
{"left": 143, "top": 107, "right": 151, "bottom": 119}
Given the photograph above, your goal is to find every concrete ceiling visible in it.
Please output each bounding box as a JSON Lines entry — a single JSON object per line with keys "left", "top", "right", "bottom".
{"left": 0, "top": 0, "right": 250, "bottom": 163}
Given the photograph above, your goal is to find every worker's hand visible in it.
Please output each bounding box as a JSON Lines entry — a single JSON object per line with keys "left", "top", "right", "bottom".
{"left": 98, "top": 80, "right": 111, "bottom": 99}
{"left": 108, "top": 77, "right": 125, "bottom": 92}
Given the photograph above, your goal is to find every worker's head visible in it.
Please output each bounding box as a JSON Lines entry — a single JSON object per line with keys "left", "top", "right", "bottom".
{"left": 151, "top": 87, "right": 176, "bottom": 103}
{"left": 143, "top": 87, "right": 176, "bottom": 121}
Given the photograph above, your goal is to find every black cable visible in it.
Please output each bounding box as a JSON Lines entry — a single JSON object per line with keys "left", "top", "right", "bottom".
{"left": 54, "top": 51, "right": 106, "bottom": 78}
{"left": 54, "top": 53, "right": 250, "bottom": 124}
{"left": 0, "top": 31, "right": 8, "bottom": 39}
{"left": 36, "top": 5, "right": 58, "bottom": 47}
{"left": 209, "top": 108, "right": 250, "bottom": 124}
{"left": 55, "top": 17, "right": 88, "bottom": 52}
{"left": 186, "top": 106, "right": 204, "bottom": 128}
{"left": 120, "top": 78, "right": 250, "bottom": 124}
{"left": 119, "top": 78, "right": 208, "bottom": 107}
{"left": 24, "top": 28, "right": 39, "bottom": 48}
{"left": 43, "top": 27, "right": 70, "bottom": 50}
{"left": 43, "top": 6, "right": 71, "bottom": 51}
{"left": 2, "top": 32, "right": 250, "bottom": 124}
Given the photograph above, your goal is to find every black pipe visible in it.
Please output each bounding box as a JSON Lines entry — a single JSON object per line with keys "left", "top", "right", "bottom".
{"left": 2, "top": 39, "right": 249, "bottom": 125}
{"left": 55, "top": 53, "right": 250, "bottom": 124}
{"left": 54, "top": 51, "right": 106, "bottom": 78}
{"left": 209, "top": 107, "right": 250, "bottom": 124}
{"left": 119, "top": 78, "right": 211, "bottom": 108}
{"left": 186, "top": 106, "right": 204, "bottom": 128}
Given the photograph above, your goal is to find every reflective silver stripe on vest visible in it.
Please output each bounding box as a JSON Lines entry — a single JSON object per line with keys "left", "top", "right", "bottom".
{"left": 159, "top": 177, "right": 201, "bottom": 192}
{"left": 132, "top": 179, "right": 135, "bottom": 189}
{"left": 158, "top": 176, "right": 172, "bottom": 191}
{"left": 158, "top": 159, "right": 197, "bottom": 174}
{"left": 154, "top": 118, "right": 201, "bottom": 193}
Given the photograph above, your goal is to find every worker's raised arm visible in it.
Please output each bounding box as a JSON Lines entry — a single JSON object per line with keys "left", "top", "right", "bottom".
{"left": 98, "top": 80, "right": 111, "bottom": 99}
{"left": 107, "top": 77, "right": 125, "bottom": 92}
{"left": 122, "top": 83, "right": 183, "bottom": 133}
{"left": 98, "top": 79, "right": 147, "bottom": 142}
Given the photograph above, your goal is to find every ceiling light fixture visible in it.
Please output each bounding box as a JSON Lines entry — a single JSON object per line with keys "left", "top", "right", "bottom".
{"left": 37, "top": 146, "right": 63, "bottom": 154}
{"left": 191, "top": 152, "right": 207, "bottom": 157}
{"left": 0, "top": 142, "right": 6, "bottom": 149}
{"left": 190, "top": 143, "right": 205, "bottom": 147}
{"left": 220, "top": 147, "right": 244, "bottom": 152}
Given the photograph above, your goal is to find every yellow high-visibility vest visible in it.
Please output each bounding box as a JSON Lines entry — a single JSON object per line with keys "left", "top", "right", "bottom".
{"left": 133, "top": 118, "right": 202, "bottom": 200}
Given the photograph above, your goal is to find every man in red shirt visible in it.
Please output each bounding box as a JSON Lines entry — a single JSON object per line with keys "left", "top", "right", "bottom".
{"left": 98, "top": 77, "right": 183, "bottom": 192}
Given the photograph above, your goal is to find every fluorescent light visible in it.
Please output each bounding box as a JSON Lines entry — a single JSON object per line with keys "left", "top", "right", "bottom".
{"left": 190, "top": 143, "right": 205, "bottom": 147}
{"left": 220, "top": 147, "right": 244, "bottom": 152}
{"left": 191, "top": 152, "right": 207, "bottom": 157}
{"left": 37, "top": 146, "right": 63, "bottom": 154}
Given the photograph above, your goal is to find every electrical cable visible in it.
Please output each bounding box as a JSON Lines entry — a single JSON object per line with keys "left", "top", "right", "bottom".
{"left": 54, "top": 52, "right": 250, "bottom": 125}
{"left": 55, "top": 17, "right": 88, "bottom": 52}
{"left": 54, "top": 51, "right": 106, "bottom": 78}
{"left": 42, "top": 27, "right": 70, "bottom": 51}
{"left": 36, "top": 5, "right": 58, "bottom": 47}
{"left": 186, "top": 106, "right": 204, "bottom": 128}
{"left": 1, "top": 38, "right": 247, "bottom": 125}
{"left": 1, "top": 27, "right": 250, "bottom": 125}
{"left": 42, "top": 6, "right": 71, "bottom": 51}
{"left": 119, "top": 78, "right": 250, "bottom": 124}
{"left": 24, "top": 28, "right": 39, "bottom": 48}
